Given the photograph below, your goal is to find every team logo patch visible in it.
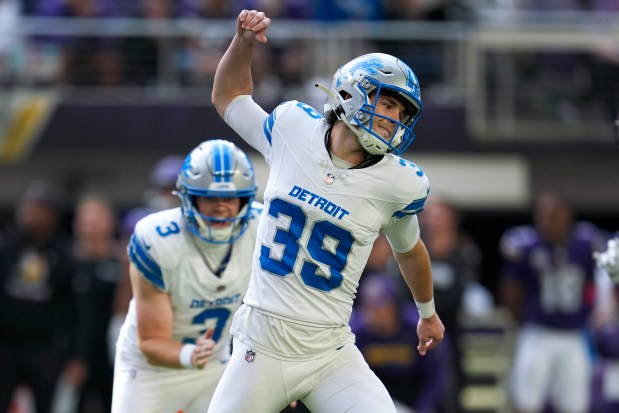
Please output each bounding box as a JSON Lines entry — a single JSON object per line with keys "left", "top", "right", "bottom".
{"left": 245, "top": 349, "right": 256, "bottom": 363}
{"left": 323, "top": 173, "right": 336, "bottom": 185}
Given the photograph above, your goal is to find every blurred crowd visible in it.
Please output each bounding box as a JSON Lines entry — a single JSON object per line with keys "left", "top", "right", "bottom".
{"left": 1, "top": 0, "right": 618, "bottom": 123}
{"left": 1, "top": 155, "right": 619, "bottom": 413}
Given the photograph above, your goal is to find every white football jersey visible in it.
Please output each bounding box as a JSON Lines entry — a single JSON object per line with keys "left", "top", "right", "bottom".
{"left": 225, "top": 98, "right": 430, "bottom": 357}
{"left": 116, "top": 205, "right": 261, "bottom": 371}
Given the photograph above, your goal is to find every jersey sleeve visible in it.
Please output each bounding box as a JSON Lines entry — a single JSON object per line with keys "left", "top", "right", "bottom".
{"left": 383, "top": 214, "right": 420, "bottom": 254}
{"left": 382, "top": 159, "right": 430, "bottom": 253}
{"left": 392, "top": 172, "right": 430, "bottom": 218}
{"left": 127, "top": 222, "right": 166, "bottom": 291}
{"left": 224, "top": 95, "right": 271, "bottom": 160}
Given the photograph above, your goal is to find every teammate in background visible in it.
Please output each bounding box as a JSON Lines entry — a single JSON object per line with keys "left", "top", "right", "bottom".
{"left": 351, "top": 273, "right": 451, "bottom": 413}
{"left": 106, "top": 154, "right": 184, "bottom": 364}
{"left": 111, "top": 139, "right": 261, "bottom": 413}
{"left": 207, "top": 10, "right": 444, "bottom": 413}
{"left": 499, "top": 192, "right": 605, "bottom": 413}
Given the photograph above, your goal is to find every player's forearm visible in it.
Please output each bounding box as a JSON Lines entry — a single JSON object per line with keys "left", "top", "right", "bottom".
{"left": 212, "top": 34, "right": 255, "bottom": 117}
{"left": 139, "top": 337, "right": 185, "bottom": 369}
{"left": 394, "top": 240, "right": 434, "bottom": 303}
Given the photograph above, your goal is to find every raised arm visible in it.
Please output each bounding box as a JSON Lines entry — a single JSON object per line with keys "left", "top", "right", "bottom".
{"left": 211, "top": 10, "right": 272, "bottom": 117}
{"left": 393, "top": 239, "right": 445, "bottom": 355}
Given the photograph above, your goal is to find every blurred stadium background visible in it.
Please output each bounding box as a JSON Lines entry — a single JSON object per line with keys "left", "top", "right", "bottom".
{"left": 1, "top": 0, "right": 619, "bottom": 411}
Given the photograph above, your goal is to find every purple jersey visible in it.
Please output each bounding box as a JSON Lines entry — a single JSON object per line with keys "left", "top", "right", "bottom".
{"left": 351, "top": 303, "right": 450, "bottom": 412}
{"left": 500, "top": 223, "right": 603, "bottom": 329}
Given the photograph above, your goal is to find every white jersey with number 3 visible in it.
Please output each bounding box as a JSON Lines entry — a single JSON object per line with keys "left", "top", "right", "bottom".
{"left": 116, "top": 206, "right": 260, "bottom": 370}
{"left": 224, "top": 97, "right": 430, "bottom": 359}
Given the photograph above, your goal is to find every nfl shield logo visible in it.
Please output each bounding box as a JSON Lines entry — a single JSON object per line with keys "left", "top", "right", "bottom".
{"left": 323, "top": 173, "right": 336, "bottom": 185}
{"left": 245, "top": 349, "right": 256, "bottom": 363}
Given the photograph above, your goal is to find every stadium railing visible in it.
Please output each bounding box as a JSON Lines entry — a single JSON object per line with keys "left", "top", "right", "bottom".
{"left": 1, "top": 11, "right": 618, "bottom": 144}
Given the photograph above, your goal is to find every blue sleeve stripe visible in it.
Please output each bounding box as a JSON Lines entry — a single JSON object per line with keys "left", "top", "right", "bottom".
{"left": 393, "top": 210, "right": 420, "bottom": 218}
{"left": 128, "top": 234, "right": 164, "bottom": 289}
{"left": 262, "top": 110, "right": 276, "bottom": 145}
{"left": 392, "top": 197, "right": 427, "bottom": 218}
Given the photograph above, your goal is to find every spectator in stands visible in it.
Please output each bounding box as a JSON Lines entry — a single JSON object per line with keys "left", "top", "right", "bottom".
{"left": 351, "top": 272, "right": 451, "bottom": 413}
{"left": 180, "top": 0, "right": 234, "bottom": 17}
{"left": 515, "top": 0, "right": 593, "bottom": 123}
{"left": 364, "top": 233, "right": 398, "bottom": 276}
{"left": 499, "top": 191, "right": 605, "bottom": 413}
{"left": 350, "top": 234, "right": 400, "bottom": 311}
{"left": 237, "top": 0, "right": 311, "bottom": 19}
{"left": 419, "top": 195, "right": 490, "bottom": 413}
{"left": 379, "top": 0, "right": 455, "bottom": 89}
{"left": 0, "top": 180, "right": 90, "bottom": 413}
{"left": 142, "top": 154, "right": 184, "bottom": 211}
{"left": 71, "top": 192, "right": 121, "bottom": 413}
{"left": 34, "top": 0, "right": 123, "bottom": 86}
{"left": 583, "top": 0, "right": 619, "bottom": 124}
{"left": 118, "top": 0, "right": 178, "bottom": 87}
{"left": 312, "top": 0, "right": 385, "bottom": 20}
{"left": 384, "top": 0, "right": 453, "bottom": 21}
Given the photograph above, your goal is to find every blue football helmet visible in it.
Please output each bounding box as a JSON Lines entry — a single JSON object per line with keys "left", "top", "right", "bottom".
{"left": 176, "top": 139, "right": 256, "bottom": 244}
{"left": 319, "top": 53, "right": 422, "bottom": 155}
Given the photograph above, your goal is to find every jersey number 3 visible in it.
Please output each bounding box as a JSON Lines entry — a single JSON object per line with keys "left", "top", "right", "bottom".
{"left": 259, "top": 198, "right": 354, "bottom": 292}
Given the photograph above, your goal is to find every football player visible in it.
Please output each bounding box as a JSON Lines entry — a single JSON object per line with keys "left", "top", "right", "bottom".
{"left": 111, "top": 139, "right": 261, "bottom": 413}
{"left": 207, "top": 9, "right": 445, "bottom": 413}
{"left": 499, "top": 192, "right": 605, "bottom": 413}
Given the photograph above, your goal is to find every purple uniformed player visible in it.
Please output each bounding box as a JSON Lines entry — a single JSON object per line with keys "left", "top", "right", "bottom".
{"left": 499, "top": 192, "right": 605, "bottom": 413}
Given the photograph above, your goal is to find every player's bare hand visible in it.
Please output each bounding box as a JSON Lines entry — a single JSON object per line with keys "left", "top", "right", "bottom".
{"left": 237, "top": 9, "right": 271, "bottom": 44}
{"left": 192, "top": 328, "right": 216, "bottom": 368}
{"left": 416, "top": 313, "right": 445, "bottom": 356}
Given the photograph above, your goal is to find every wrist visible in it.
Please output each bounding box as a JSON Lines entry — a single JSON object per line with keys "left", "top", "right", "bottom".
{"left": 415, "top": 298, "right": 436, "bottom": 319}
{"left": 179, "top": 344, "right": 196, "bottom": 369}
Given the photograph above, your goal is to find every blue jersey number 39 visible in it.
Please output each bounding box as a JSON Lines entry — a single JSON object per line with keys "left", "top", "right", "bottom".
{"left": 259, "top": 198, "right": 354, "bottom": 292}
